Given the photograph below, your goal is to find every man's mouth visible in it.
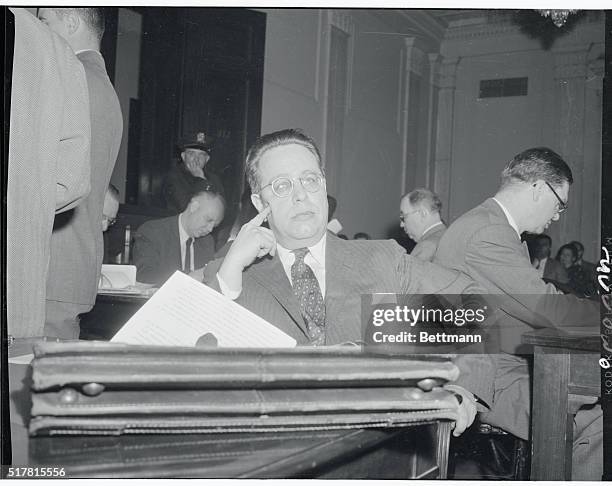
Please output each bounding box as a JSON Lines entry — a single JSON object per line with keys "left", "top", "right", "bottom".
{"left": 292, "top": 211, "right": 315, "bottom": 221}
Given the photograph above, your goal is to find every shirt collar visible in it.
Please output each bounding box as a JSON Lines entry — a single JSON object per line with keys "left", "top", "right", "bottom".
{"left": 492, "top": 198, "right": 521, "bottom": 238}
{"left": 420, "top": 221, "right": 444, "bottom": 239}
{"left": 75, "top": 49, "right": 101, "bottom": 56}
{"left": 178, "top": 214, "right": 190, "bottom": 245}
{"left": 276, "top": 233, "right": 327, "bottom": 267}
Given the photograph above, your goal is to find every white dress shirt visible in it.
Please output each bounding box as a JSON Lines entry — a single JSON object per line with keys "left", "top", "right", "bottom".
{"left": 492, "top": 197, "right": 521, "bottom": 238}
{"left": 178, "top": 214, "right": 194, "bottom": 273}
{"left": 218, "top": 233, "right": 327, "bottom": 299}
{"left": 419, "top": 221, "right": 445, "bottom": 240}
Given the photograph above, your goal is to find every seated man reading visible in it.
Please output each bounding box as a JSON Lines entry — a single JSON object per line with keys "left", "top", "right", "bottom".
{"left": 204, "top": 128, "right": 496, "bottom": 437}
{"left": 134, "top": 189, "right": 224, "bottom": 285}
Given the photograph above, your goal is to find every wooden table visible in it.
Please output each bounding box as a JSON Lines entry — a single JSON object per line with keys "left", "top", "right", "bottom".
{"left": 522, "top": 327, "right": 599, "bottom": 480}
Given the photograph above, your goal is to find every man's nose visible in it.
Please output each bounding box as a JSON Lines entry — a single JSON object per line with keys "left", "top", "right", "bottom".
{"left": 292, "top": 180, "right": 307, "bottom": 201}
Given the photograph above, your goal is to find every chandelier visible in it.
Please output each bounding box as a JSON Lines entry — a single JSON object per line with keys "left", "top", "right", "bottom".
{"left": 536, "top": 10, "right": 578, "bottom": 27}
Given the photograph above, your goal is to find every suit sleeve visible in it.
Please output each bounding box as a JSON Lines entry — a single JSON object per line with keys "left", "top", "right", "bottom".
{"left": 451, "top": 354, "right": 495, "bottom": 410}
{"left": 410, "top": 240, "right": 437, "bottom": 262}
{"left": 53, "top": 35, "right": 91, "bottom": 213}
{"left": 400, "top": 254, "right": 486, "bottom": 296}
{"left": 202, "top": 256, "right": 225, "bottom": 293}
{"left": 466, "top": 225, "right": 598, "bottom": 329}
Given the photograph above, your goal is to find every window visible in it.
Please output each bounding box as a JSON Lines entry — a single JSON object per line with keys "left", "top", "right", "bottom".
{"left": 479, "top": 77, "right": 528, "bottom": 98}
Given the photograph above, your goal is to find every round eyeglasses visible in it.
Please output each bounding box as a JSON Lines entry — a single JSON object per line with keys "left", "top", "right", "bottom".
{"left": 260, "top": 172, "right": 325, "bottom": 198}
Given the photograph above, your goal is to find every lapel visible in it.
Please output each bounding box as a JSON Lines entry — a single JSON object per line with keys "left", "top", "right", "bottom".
{"left": 248, "top": 253, "right": 309, "bottom": 337}
{"left": 168, "top": 216, "right": 182, "bottom": 270}
{"left": 521, "top": 241, "right": 531, "bottom": 261}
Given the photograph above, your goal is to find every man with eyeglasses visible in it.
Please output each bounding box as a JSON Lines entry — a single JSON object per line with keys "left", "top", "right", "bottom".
{"left": 204, "top": 128, "right": 498, "bottom": 438}
{"left": 434, "top": 147, "right": 601, "bottom": 479}
{"left": 400, "top": 188, "right": 446, "bottom": 261}
{"left": 102, "top": 184, "right": 120, "bottom": 232}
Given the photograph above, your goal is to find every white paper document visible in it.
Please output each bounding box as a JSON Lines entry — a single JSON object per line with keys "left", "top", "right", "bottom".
{"left": 99, "top": 264, "right": 137, "bottom": 289}
{"left": 111, "top": 271, "right": 296, "bottom": 348}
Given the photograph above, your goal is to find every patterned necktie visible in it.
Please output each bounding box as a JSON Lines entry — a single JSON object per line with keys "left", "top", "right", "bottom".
{"left": 291, "top": 248, "right": 326, "bottom": 346}
{"left": 184, "top": 237, "right": 193, "bottom": 273}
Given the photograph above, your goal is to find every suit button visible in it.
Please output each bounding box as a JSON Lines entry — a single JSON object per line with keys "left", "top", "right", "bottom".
{"left": 82, "top": 382, "right": 105, "bottom": 396}
{"left": 59, "top": 388, "right": 79, "bottom": 403}
{"left": 416, "top": 378, "right": 438, "bottom": 391}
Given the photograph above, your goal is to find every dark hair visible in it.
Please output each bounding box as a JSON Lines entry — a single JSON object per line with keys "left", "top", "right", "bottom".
{"left": 403, "top": 188, "right": 442, "bottom": 213}
{"left": 245, "top": 128, "right": 323, "bottom": 193}
{"left": 53, "top": 8, "right": 106, "bottom": 42}
{"left": 534, "top": 234, "right": 552, "bottom": 246}
{"left": 500, "top": 147, "right": 573, "bottom": 189}
{"left": 556, "top": 243, "right": 578, "bottom": 262}
{"left": 569, "top": 240, "right": 584, "bottom": 253}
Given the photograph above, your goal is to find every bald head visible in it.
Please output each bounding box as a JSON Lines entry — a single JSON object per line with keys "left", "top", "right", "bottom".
{"left": 181, "top": 191, "right": 225, "bottom": 239}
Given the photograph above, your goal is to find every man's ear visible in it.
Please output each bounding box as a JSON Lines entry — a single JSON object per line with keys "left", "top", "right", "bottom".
{"left": 188, "top": 198, "right": 200, "bottom": 213}
{"left": 532, "top": 180, "right": 544, "bottom": 201}
{"left": 180, "top": 152, "right": 186, "bottom": 163}
{"left": 251, "top": 193, "right": 265, "bottom": 213}
{"left": 65, "top": 11, "right": 80, "bottom": 36}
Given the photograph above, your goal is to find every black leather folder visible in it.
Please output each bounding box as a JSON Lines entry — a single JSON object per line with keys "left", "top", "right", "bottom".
{"left": 29, "top": 341, "right": 461, "bottom": 436}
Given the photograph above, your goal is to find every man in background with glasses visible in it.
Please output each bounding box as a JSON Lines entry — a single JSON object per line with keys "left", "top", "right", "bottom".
{"left": 434, "top": 147, "right": 601, "bottom": 479}
{"left": 204, "top": 128, "right": 497, "bottom": 438}
{"left": 400, "top": 188, "right": 446, "bottom": 262}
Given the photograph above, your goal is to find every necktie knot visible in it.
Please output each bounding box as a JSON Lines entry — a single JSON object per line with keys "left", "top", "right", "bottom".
{"left": 293, "top": 247, "right": 309, "bottom": 264}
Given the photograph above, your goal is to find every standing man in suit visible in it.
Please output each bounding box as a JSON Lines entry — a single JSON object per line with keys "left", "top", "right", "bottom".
{"left": 38, "top": 7, "right": 123, "bottom": 339}
{"left": 7, "top": 8, "right": 91, "bottom": 339}
{"left": 204, "top": 128, "right": 497, "bottom": 437}
{"left": 400, "top": 188, "right": 446, "bottom": 262}
{"left": 530, "top": 234, "right": 569, "bottom": 285}
{"left": 434, "top": 147, "right": 600, "bottom": 479}
{"left": 134, "top": 190, "right": 225, "bottom": 285}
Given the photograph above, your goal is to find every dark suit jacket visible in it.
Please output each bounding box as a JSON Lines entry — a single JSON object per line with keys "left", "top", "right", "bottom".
{"left": 134, "top": 215, "right": 216, "bottom": 285}
{"left": 204, "top": 232, "right": 495, "bottom": 406}
{"left": 162, "top": 163, "right": 225, "bottom": 213}
{"left": 46, "top": 50, "right": 123, "bottom": 309}
{"left": 542, "top": 257, "right": 568, "bottom": 284}
{"left": 411, "top": 223, "right": 446, "bottom": 262}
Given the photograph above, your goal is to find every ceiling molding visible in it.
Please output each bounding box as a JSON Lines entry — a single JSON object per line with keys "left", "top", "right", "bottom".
{"left": 367, "top": 10, "right": 446, "bottom": 46}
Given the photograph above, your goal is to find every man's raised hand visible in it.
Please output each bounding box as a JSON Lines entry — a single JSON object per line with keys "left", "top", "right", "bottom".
{"left": 218, "top": 207, "right": 276, "bottom": 293}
